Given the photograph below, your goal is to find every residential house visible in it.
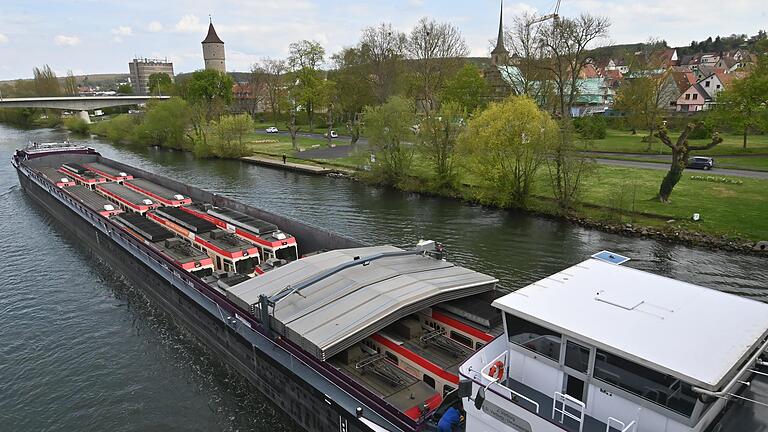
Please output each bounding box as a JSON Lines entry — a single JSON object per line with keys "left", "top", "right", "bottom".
{"left": 571, "top": 77, "right": 615, "bottom": 116}
{"left": 232, "top": 82, "right": 267, "bottom": 115}
{"left": 675, "top": 83, "right": 708, "bottom": 112}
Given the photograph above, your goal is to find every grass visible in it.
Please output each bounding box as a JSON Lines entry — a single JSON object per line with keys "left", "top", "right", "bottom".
{"left": 553, "top": 166, "right": 767, "bottom": 240}
{"left": 578, "top": 129, "right": 768, "bottom": 155}
{"left": 245, "top": 128, "right": 768, "bottom": 241}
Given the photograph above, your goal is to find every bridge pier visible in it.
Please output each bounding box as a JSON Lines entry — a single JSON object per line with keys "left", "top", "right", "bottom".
{"left": 77, "top": 110, "right": 91, "bottom": 124}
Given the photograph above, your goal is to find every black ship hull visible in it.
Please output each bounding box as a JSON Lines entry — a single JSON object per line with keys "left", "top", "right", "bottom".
{"left": 14, "top": 153, "right": 411, "bottom": 432}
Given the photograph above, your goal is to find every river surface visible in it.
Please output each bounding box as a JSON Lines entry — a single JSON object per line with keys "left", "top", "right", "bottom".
{"left": 1, "top": 124, "right": 766, "bottom": 431}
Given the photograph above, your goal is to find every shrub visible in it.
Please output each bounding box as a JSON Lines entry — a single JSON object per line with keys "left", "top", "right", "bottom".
{"left": 688, "top": 122, "right": 712, "bottom": 139}
{"left": 63, "top": 116, "right": 90, "bottom": 134}
{"left": 573, "top": 116, "right": 607, "bottom": 139}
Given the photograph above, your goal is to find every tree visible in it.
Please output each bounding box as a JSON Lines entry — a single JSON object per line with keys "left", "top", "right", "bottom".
{"left": 358, "top": 23, "right": 408, "bottom": 103}
{"left": 363, "top": 96, "right": 416, "bottom": 184}
{"left": 440, "top": 63, "right": 488, "bottom": 113}
{"left": 288, "top": 40, "right": 326, "bottom": 130}
{"left": 615, "top": 74, "right": 672, "bottom": 145}
{"left": 135, "top": 98, "right": 191, "bottom": 149}
{"left": 117, "top": 83, "right": 134, "bottom": 95}
{"left": 148, "top": 72, "right": 173, "bottom": 95}
{"left": 184, "top": 69, "right": 234, "bottom": 120}
{"left": 538, "top": 14, "right": 611, "bottom": 117}
{"left": 293, "top": 67, "right": 325, "bottom": 130}
{"left": 329, "top": 48, "right": 376, "bottom": 146}
{"left": 288, "top": 40, "right": 325, "bottom": 70}
{"left": 460, "top": 96, "right": 557, "bottom": 207}
{"left": 406, "top": 17, "right": 469, "bottom": 112}
{"left": 655, "top": 123, "right": 722, "bottom": 202}
{"left": 259, "top": 58, "right": 287, "bottom": 126}
{"left": 417, "top": 102, "right": 465, "bottom": 189}
{"left": 211, "top": 114, "right": 254, "bottom": 158}
{"left": 33, "top": 65, "right": 60, "bottom": 97}
{"left": 63, "top": 70, "right": 78, "bottom": 96}
{"left": 546, "top": 119, "right": 595, "bottom": 210}
{"left": 504, "top": 12, "right": 556, "bottom": 104}
{"left": 243, "top": 64, "right": 268, "bottom": 117}
{"left": 711, "top": 57, "right": 768, "bottom": 149}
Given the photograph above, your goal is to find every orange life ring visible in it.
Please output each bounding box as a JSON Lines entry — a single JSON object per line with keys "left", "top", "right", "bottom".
{"left": 488, "top": 360, "right": 505, "bottom": 380}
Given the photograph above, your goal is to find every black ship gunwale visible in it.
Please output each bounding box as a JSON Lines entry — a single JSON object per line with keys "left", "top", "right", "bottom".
{"left": 13, "top": 148, "right": 421, "bottom": 432}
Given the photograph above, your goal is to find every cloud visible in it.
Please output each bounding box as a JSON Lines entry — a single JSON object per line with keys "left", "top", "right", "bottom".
{"left": 54, "top": 35, "right": 80, "bottom": 46}
{"left": 111, "top": 25, "right": 132, "bottom": 42}
{"left": 148, "top": 21, "right": 163, "bottom": 32}
{"left": 0, "top": 33, "right": 8, "bottom": 44}
{"left": 174, "top": 14, "right": 206, "bottom": 33}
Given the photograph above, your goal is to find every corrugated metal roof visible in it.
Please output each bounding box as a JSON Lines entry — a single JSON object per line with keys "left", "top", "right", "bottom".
{"left": 226, "top": 246, "right": 498, "bottom": 360}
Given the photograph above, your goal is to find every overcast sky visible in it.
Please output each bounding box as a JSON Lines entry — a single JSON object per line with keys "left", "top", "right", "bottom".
{"left": 0, "top": 0, "right": 766, "bottom": 80}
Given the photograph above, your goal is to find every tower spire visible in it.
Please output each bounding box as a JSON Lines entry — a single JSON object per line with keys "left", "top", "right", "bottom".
{"left": 491, "top": 0, "right": 509, "bottom": 65}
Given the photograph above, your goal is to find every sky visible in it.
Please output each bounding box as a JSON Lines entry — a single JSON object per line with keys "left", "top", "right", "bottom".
{"left": 0, "top": 0, "right": 766, "bottom": 80}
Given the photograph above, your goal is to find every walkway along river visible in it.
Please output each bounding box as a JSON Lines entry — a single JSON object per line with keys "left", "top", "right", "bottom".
{"left": 1, "top": 123, "right": 766, "bottom": 431}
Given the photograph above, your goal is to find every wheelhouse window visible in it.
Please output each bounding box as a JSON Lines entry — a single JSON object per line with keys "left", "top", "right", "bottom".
{"left": 565, "top": 340, "right": 590, "bottom": 373}
{"left": 594, "top": 349, "right": 696, "bottom": 417}
{"left": 275, "top": 245, "right": 298, "bottom": 262}
{"left": 506, "top": 313, "right": 561, "bottom": 361}
{"left": 235, "top": 256, "right": 256, "bottom": 274}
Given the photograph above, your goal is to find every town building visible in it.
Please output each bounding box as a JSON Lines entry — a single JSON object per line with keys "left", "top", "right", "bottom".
{"left": 202, "top": 20, "right": 225, "bottom": 72}
{"left": 128, "top": 58, "right": 174, "bottom": 95}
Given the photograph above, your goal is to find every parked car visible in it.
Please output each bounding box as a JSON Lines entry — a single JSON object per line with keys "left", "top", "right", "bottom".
{"left": 686, "top": 156, "right": 714, "bottom": 170}
{"left": 324, "top": 130, "right": 339, "bottom": 138}
{"left": 265, "top": 127, "right": 279, "bottom": 133}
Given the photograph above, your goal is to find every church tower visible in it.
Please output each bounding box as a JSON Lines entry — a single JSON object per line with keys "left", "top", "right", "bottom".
{"left": 202, "top": 18, "right": 225, "bottom": 72}
{"left": 490, "top": 1, "right": 509, "bottom": 66}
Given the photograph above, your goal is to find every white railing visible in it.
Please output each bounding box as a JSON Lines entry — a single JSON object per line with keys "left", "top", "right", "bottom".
{"left": 606, "top": 416, "right": 637, "bottom": 432}
{"left": 553, "top": 391, "right": 586, "bottom": 432}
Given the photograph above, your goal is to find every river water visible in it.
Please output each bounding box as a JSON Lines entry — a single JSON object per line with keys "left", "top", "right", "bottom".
{"left": 1, "top": 124, "right": 766, "bottom": 431}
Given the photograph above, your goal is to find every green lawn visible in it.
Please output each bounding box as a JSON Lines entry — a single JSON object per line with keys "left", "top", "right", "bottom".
{"left": 554, "top": 166, "right": 767, "bottom": 240}
{"left": 578, "top": 129, "right": 768, "bottom": 155}
{"left": 245, "top": 128, "right": 768, "bottom": 241}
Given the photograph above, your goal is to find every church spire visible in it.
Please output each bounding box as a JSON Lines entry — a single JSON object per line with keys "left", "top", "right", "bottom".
{"left": 491, "top": 0, "right": 509, "bottom": 65}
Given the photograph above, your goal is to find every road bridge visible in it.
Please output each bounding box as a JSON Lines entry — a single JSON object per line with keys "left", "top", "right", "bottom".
{"left": 0, "top": 96, "right": 171, "bottom": 122}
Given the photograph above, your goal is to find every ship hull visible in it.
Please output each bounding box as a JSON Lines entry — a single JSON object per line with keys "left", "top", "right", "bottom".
{"left": 14, "top": 160, "right": 392, "bottom": 432}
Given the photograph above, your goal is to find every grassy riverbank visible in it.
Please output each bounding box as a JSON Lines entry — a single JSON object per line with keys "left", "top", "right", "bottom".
{"left": 577, "top": 129, "right": 768, "bottom": 156}
{"left": 245, "top": 132, "right": 768, "bottom": 244}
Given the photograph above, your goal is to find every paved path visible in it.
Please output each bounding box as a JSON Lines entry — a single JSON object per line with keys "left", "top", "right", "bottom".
{"left": 594, "top": 158, "right": 768, "bottom": 179}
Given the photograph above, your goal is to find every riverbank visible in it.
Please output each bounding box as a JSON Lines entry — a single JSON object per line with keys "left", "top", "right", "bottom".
{"left": 244, "top": 147, "right": 768, "bottom": 255}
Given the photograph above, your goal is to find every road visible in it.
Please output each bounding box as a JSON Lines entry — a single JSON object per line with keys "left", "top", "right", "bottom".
{"left": 595, "top": 158, "right": 768, "bottom": 179}
{"left": 262, "top": 131, "right": 768, "bottom": 179}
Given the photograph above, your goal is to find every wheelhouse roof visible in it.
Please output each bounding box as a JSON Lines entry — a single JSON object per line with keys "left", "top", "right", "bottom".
{"left": 226, "top": 245, "right": 498, "bottom": 360}
{"left": 493, "top": 258, "right": 768, "bottom": 391}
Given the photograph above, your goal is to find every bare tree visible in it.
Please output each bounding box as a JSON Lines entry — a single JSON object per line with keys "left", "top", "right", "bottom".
{"left": 359, "top": 23, "right": 408, "bottom": 103}
{"left": 244, "top": 64, "right": 268, "bottom": 118}
{"left": 407, "top": 17, "right": 469, "bottom": 112}
{"left": 63, "top": 70, "right": 78, "bottom": 96}
{"left": 504, "top": 12, "right": 555, "bottom": 103}
{"left": 538, "top": 14, "right": 610, "bottom": 118}
{"left": 259, "top": 58, "right": 286, "bottom": 126}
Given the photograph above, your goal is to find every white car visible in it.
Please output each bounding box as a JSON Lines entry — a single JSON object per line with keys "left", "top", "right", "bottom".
{"left": 265, "top": 127, "right": 279, "bottom": 133}
{"left": 325, "top": 130, "right": 339, "bottom": 138}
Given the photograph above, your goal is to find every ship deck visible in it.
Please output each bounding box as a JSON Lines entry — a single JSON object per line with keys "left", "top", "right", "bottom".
{"left": 37, "top": 167, "right": 75, "bottom": 185}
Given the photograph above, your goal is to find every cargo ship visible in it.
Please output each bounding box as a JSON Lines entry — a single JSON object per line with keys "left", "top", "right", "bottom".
{"left": 16, "top": 142, "right": 768, "bottom": 432}
{"left": 13, "top": 142, "right": 503, "bottom": 432}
